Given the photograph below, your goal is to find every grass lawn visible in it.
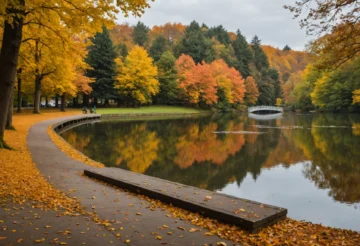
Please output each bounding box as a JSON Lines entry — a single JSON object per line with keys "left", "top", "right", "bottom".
{"left": 96, "top": 106, "right": 205, "bottom": 115}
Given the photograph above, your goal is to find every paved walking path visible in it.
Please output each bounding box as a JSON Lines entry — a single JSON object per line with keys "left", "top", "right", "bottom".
{"left": 1, "top": 116, "right": 237, "bottom": 245}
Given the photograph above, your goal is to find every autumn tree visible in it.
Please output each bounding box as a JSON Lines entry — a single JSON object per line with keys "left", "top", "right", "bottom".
{"left": 115, "top": 46, "right": 159, "bottom": 106}
{"left": 210, "top": 59, "right": 245, "bottom": 109}
{"left": 285, "top": 0, "right": 360, "bottom": 69}
{"left": 0, "top": 0, "right": 152, "bottom": 149}
{"left": 133, "top": 21, "right": 149, "bottom": 47}
{"left": 150, "top": 23, "right": 186, "bottom": 43}
{"left": 153, "top": 51, "right": 178, "bottom": 105}
{"left": 175, "top": 54, "right": 218, "bottom": 106}
{"left": 110, "top": 24, "right": 134, "bottom": 48}
{"left": 85, "top": 26, "right": 117, "bottom": 105}
{"left": 311, "top": 59, "right": 360, "bottom": 111}
{"left": 244, "top": 76, "right": 259, "bottom": 105}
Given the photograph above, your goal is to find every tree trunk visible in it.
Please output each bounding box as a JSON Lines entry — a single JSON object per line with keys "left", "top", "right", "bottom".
{"left": 60, "top": 93, "right": 66, "bottom": 112}
{"left": 45, "top": 96, "right": 49, "bottom": 107}
{"left": 5, "top": 84, "right": 15, "bottom": 130}
{"left": 33, "top": 75, "right": 42, "bottom": 114}
{"left": 0, "top": 1, "right": 24, "bottom": 149}
{"left": 55, "top": 94, "right": 59, "bottom": 108}
{"left": 17, "top": 68, "right": 22, "bottom": 113}
{"left": 82, "top": 94, "right": 86, "bottom": 107}
{"left": 94, "top": 97, "right": 97, "bottom": 106}
{"left": 117, "top": 99, "right": 121, "bottom": 107}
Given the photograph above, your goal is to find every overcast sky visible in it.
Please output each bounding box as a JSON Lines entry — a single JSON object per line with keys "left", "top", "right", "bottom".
{"left": 117, "top": 0, "right": 311, "bottom": 51}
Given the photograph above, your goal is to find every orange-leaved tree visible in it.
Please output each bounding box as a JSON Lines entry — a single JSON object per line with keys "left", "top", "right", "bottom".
{"left": 175, "top": 54, "right": 218, "bottom": 106}
{"left": 210, "top": 59, "right": 245, "bottom": 104}
{"left": 244, "top": 76, "right": 259, "bottom": 105}
{"left": 115, "top": 45, "right": 159, "bottom": 105}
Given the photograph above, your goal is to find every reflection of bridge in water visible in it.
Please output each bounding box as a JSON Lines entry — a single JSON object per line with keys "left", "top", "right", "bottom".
{"left": 248, "top": 112, "right": 283, "bottom": 120}
{"left": 248, "top": 106, "right": 283, "bottom": 120}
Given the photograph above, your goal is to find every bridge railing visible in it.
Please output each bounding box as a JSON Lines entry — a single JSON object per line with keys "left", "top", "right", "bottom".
{"left": 248, "top": 106, "right": 283, "bottom": 113}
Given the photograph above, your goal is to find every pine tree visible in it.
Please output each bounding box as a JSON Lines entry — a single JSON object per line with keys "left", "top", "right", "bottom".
{"left": 232, "top": 30, "right": 252, "bottom": 77}
{"left": 251, "top": 35, "right": 269, "bottom": 70}
{"left": 175, "top": 21, "right": 214, "bottom": 63}
{"left": 149, "top": 35, "right": 168, "bottom": 62}
{"left": 133, "top": 21, "right": 149, "bottom": 46}
{"left": 153, "top": 51, "right": 178, "bottom": 104}
{"left": 115, "top": 43, "right": 128, "bottom": 58}
{"left": 283, "top": 45, "right": 291, "bottom": 51}
{"left": 206, "top": 25, "right": 231, "bottom": 45}
{"left": 85, "top": 26, "right": 117, "bottom": 103}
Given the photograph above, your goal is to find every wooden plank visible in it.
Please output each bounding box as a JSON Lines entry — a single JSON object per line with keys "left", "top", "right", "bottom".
{"left": 84, "top": 168, "right": 287, "bottom": 233}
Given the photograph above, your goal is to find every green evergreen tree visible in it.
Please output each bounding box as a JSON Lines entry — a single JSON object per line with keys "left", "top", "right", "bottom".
{"left": 133, "top": 21, "right": 149, "bottom": 46}
{"left": 149, "top": 35, "right": 168, "bottom": 62}
{"left": 115, "top": 43, "right": 128, "bottom": 58}
{"left": 175, "top": 21, "right": 214, "bottom": 63}
{"left": 256, "top": 69, "right": 282, "bottom": 105}
{"left": 153, "top": 51, "right": 178, "bottom": 104}
{"left": 231, "top": 30, "right": 252, "bottom": 77}
{"left": 251, "top": 35, "right": 269, "bottom": 70}
{"left": 283, "top": 45, "right": 291, "bottom": 51}
{"left": 85, "top": 26, "right": 117, "bottom": 103}
{"left": 206, "top": 25, "right": 230, "bottom": 45}
{"left": 269, "top": 69, "right": 283, "bottom": 100}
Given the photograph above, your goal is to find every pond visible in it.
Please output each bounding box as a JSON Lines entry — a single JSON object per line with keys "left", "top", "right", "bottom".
{"left": 61, "top": 113, "right": 360, "bottom": 231}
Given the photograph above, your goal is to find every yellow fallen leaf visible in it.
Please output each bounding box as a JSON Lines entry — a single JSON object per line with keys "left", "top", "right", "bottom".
{"left": 0, "top": 236, "right": 7, "bottom": 240}
{"left": 177, "top": 226, "right": 185, "bottom": 231}
{"left": 204, "top": 196, "right": 212, "bottom": 201}
{"left": 125, "top": 239, "right": 130, "bottom": 243}
{"left": 116, "top": 234, "right": 121, "bottom": 237}
{"left": 156, "top": 236, "right": 162, "bottom": 240}
{"left": 60, "top": 242, "right": 67, "bottom": 245}
{"left": 34, "top": 238, "right": 45, "bottom": 243}
{"left": 189, "top": 228, "right": 200, "bottom": 233}
{"left": 217, "top": 242, "right": 227, "bottom": 246}
{"left": 136, "top": 212, "right": 142, "bottom": 216}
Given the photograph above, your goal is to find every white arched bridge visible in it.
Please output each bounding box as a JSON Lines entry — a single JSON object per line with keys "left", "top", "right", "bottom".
{"left": 248, "top": 106, "right": 283, "bottom": 114}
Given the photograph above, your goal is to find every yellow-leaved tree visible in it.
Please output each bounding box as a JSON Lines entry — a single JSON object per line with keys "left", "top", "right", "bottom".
{"left": 115, "top": 45, "right": 159, "bottom": 106}
{"left": 0, "top": 0, "right": 153, "bottom": 148}
{"left": 353, "top": 90, "right": 360, "bottom": 104}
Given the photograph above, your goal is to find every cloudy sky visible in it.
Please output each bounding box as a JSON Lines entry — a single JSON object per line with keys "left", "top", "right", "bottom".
{"left": 117, "top": 0, "right": 312, "bottom": 51}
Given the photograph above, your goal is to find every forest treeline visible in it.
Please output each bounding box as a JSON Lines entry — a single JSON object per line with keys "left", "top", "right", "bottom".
{"left": 3, "top": 20, "right": 360, "bottom": 117}
{"left": 12, "top": 21, "right": 311, "bottom": 113}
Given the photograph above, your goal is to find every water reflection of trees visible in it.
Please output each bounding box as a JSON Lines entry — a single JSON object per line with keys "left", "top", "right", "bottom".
{"left": 61, "top": 113, "right": 360, "bottom": 204}
{"left": 292, "top": 114, "right": 360, "bottom": 203}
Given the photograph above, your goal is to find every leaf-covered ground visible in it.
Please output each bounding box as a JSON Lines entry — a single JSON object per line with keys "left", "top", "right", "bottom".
{"left": 1, "top": 110, "right": 359, "bottom": 245}
{"left": 0, "top": 110, "right": 82, "bottom": 211}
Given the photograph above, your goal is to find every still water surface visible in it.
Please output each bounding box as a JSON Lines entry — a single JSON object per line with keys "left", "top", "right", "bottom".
{"left": 61, "top": 113, "right": 360, "bottom": 231}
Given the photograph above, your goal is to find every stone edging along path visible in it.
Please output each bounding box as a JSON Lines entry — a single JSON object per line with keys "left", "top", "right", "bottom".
{"left": 29, "top": 114, "right": 287, "bottom": 234}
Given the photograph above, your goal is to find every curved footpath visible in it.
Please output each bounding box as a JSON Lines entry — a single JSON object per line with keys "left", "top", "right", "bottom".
{"left": 25, "top": 115, "right": 236, "bottom": 246}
